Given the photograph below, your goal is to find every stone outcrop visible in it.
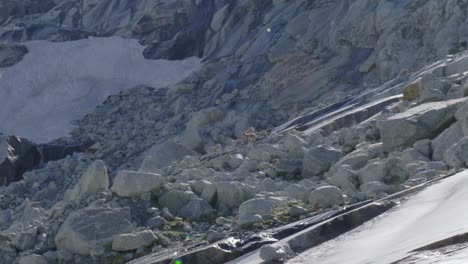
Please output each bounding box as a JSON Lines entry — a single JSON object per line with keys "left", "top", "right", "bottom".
{"left": 55, "top": 207, "right": 132, "bottom": 255}
{"left": 380, "top": 98, "right": 467, "bottom": 152}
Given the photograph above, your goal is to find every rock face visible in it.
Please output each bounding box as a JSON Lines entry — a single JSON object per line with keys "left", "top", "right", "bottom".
{"left": 380, "top": 99, "right": 467, "bottom": 152}
{"left": 68, "top": 160, "right": 109, "bottom": 201}
{"left": 55, "top": 207, "right": 132, "bottom": 255}
{"left": 112, "top": 170, "right": 164, "bottom": 197}
{"left": 0, "top": 44, "right": 28, "bottom": 68}
{"left": 0, "top": 135, "right": 40, "bottom": 186}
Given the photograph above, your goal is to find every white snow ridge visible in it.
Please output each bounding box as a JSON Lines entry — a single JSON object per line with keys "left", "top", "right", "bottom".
{"left": 0, "top": 36, "right": 202, "bottom": 143}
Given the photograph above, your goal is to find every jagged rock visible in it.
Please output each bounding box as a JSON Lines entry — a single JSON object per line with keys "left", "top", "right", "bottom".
{"left": 158, "top": 190, "right": 196, "bottom": 215}
{"left": 259, "top": 243, "right": 293, "bottom": 261}
{"left": 112, "top": 230, "right": 158, "bottom": 252}
{"left": 413, "top": 139, "right": 432, "bottom": 158}
{"left": 55, "top": 207, "right": 132, "bottom": 255}
{"left": 112, "top": 170, "right": 164, "bottom": 197}
{"left": 200, "top": 183, "right": 217, "bottom": 204}
{"left": 18, "top": 254, "right": 47, "bottom": 264}
{"left": 327, "top": 165, "right": 358, "bottom": 194}
{"left": 0, "top": 44, "right": 28, "bottom": 68}
{"left": 0, "top": 209, "right": 13, "bottom": 226}
{"left": 0, "top": 135, "right": 40, "bottom": 186}
{"left": 67, "top": 160, "right": 109, "bottom": 201}
{"left": 380, "top": 98, "right": 467, "bottom": 151}
{"left": 358, "top": 157, "right": 408, "bottom": 185}
{"left": 178, "top": 198, "right": 216, "bottom": 219}
{"left": 443, "top": 137, "right": 468, "bottom": 168}
{"left": 431, "top": 121, "right": 464, "bottom": 161}
{"left": 308, "top": 186, "right": 344, "bottom": 210}
{"left": 400, "top": 148, "right": 430, "bottom": 164}
{"left": 336, "top": 143, "right": 383, "bottom": 170}
{"left": 140, "top": 140, "right": 198, "bottom": 172}
{"left": 289, "top": 205, "right": 308, "bottom": 217}
{"left": 302, "top": 145, "right": 343, "bottom": 178}
{"left": 238, "top": 198, "right": 274, "bottom": 226}
{"left": 11, "top": 228, "right": 37, "bottom": 251}
{"left": 216, "top": 181, "right": 254, "bottom": 210}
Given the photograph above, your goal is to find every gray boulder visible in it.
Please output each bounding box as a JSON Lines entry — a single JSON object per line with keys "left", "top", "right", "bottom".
{"left": 178, "top": 198, "right": 216, "bottom": 219}
{"left": 336, "top": 143, "right": 383, "bottom": 170}
{"left": 140, "top": 140, "right": 198, "bottom": 172}
{"left": 112, "top": 170, "right": 164, "bottom": 197}
{"left": 328, "top": 165, "right": 358, "bottom": 194}
{"left": 55, "top": 207, "right": 132, "bottom": 255}
{"left": 358, "top": 157, "right": 408, "bottom": 185}
{"left": 380, "top": 98, "right": 467, "bottom": 151}
{"left": 112, "top": 230, "right": 157, "bottom": 252}
{"left": 216, "top": 181, "right": 254, "bottom": 210}
{"left": 289, "top": 205, "right": 308, "bottom": 217}
{"left": 259, "top": 243, "right": 293, "bottom": 261}
{"left": 281, "top": 184, "right": 308, "bottom": 201}
{"left": 238, "top": 198, "right": 274, "bottom": 226}
{"left": 302, "top": 145, "right": 343, "bottom": 178}
{"left": 308, "top": 186, "right": 344, "bottom": 210}
{"left": 158, "top": 190, "right": 196, "bottom": 215}
{"left": 360, "top": 181, "right": 392, "bottom": 196}
{"left": 443, "top": 137, "right": 468, "bottom": 168}
{"left": 431, "top": 121, "right": 464, "bottom": 161}
{"left": 68, "top": 160, "right": 109, "bottom": 201}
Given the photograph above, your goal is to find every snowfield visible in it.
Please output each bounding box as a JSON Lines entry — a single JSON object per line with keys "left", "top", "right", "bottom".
{"left": 0, "top": 37, "right": 201, "bottom": 143}
{"left": 287, "top": 171, "right": 468, "bottom": 264}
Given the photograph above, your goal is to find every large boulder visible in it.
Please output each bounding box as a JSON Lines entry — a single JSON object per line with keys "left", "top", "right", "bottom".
{"left": 335, "top": 143, "right": 383, "bottom": 170}
{"left": 443, "top": 137, "right": 468, "bottom": 168}
{"left": 67, "top": 160, "right": 109, "bottom": 201}
{"left": 431, "top": 121, "right": 464, "bottom": 161}
{"left": 308, "top": 186, "right": 344, "bottom": 210}
{"left": 238, "top": 198, "right": 275, "bottom": 226}
{"left": 178, "top": 198, "right": 216, "bottom": 219}
{"left": 112, "top": 170, "right": 164, "bottom": 197}
{"left": 139, "top": 140, "right": 198, "bottom": 172}
{"left": 327, "top": 165, "right": 358, "bottom": 194}
{"left": 379, "top": 98, "right": 467, "bottom": 152}
{"left": 112, "top": 230, "right": 158, "bottom": 252}
{"left": 302, "top": 145, "right": 342, "bottom": 177}
{"left": 55, "top": 207, "right": 132, "bottom": 255}
{"left": 158, "top": 190, "right": 196, "bottom": 215}
{"left": 358, "top": 157, "right": 408, "bottom": 185}
{"left": 259, "top": 243, "right": 293, "bottom": 261}
{"left": 216, "top": 181, "right": 254, "bottom": 210}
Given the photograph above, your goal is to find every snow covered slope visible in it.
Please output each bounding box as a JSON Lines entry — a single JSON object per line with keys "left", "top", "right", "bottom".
{"left": 287, "top": 171, "right": 468, "bottom": 264}
{"left": 0, "top": 36, "right": 201, "bottom": 143}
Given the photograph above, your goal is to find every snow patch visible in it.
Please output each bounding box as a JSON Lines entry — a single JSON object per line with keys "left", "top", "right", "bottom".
{"left": 0, "top": 36, "right": 202, "bottom": 143}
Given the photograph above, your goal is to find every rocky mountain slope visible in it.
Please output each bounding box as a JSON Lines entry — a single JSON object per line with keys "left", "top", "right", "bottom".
{"left": 1, "top": 0, "right": 468, "bottom": 264}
